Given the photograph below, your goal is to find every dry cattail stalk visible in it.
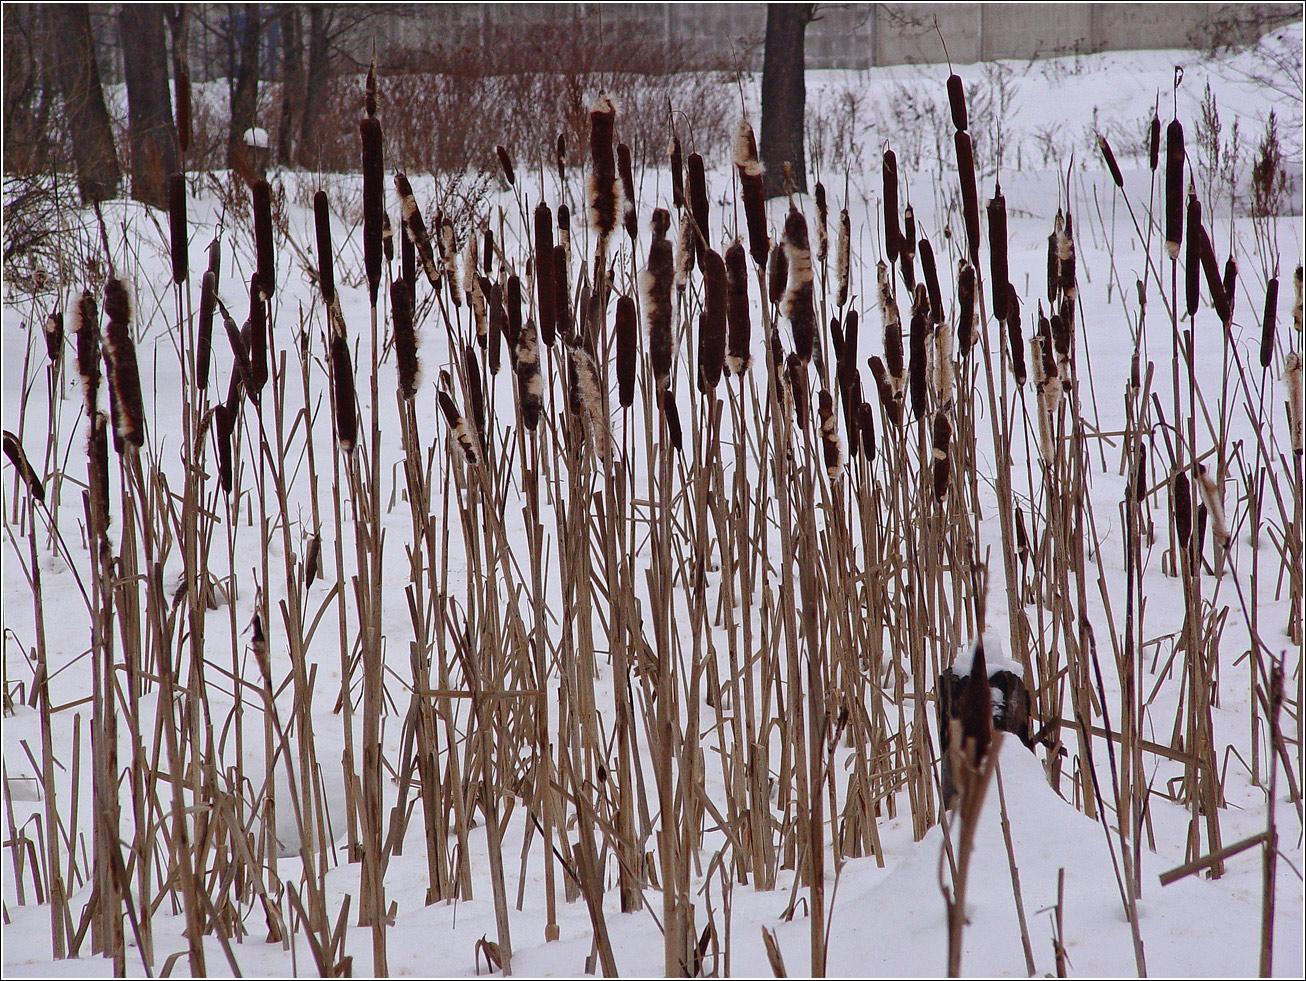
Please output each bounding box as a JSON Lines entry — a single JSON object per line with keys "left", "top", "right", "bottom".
{"left": 687, "top": 152, "right": 710, "bottom": 266}
{"left": 1149, "top": 114, "right": 1161, "bottom": 172}
{"left": 361, "top": 117, "right": 385, "bottom": 303}
{"left": 699, "top": 249, "right": 727, "bottom": 391}
{"left": 1195, "top": 464, "right": 1228, "bottom": 547}
{"left": 251, "top": 178, "right": 275, "bottom": 297}
{"left": 517, "top": 318, "right": 544, "bottom": 431}
{"left": 734, "top": 121, "right": 768, "bottom": 267}
{"left": 958, "top": 261, "right": 976, "bottom": 358}
{"left": 1006, "top": 287, "right": 1026, "bottom": 387}
{"left": 767, "top": 243, "right": 787, "bottom": 306}
{"left": 908, "top": 284, "right": 930, "bottom": 421}
{"left": 169, "top": 173, "right": 187, "bottom": 284}
{"left": 1058, "top": 211, "right": 1076, "bottom": 300}
{"left": 1285, "top": 352, "right": 1303, "bottom": 456}
{"left": 438, "top": 391, "right": 481, "bottom": 467}
{"left": 1172, "top": 470, "right": 1192, "bottom": 548}
{"left": 676, "top": 208, "right": 696, "bottom": 289}
{"left": 782, "top": 207, "right": 816, "bottom": 363}
{"left": 669, "top": 133, "right": 684, "bottom": 209}
{"left": 74, "top": 291, "right": 101, "bottom": 415}
{"left": 868, "top": 355, "right": 901, "bottom": 427}
{"left": 932, "top": 412, "right": 952, "bottom": 500}
{"left": 955, "top": 132, "right": 980, "bottom": 264}
{"left": 883, "top": 149, "right": 902, "bottom": 262}
{"left": 568, "top": 339, "right": 611, "bottom": 461}
{"left": 330, "top": 333, "right": 357, "bottom": 453}
{"left": 836, "top": 209, "right": 851, "bottom": 307}
{"left": 858, "top": 401, "right": 876, "bottom": 459}
{"left": 787, "top": 354, "right": 809, "bottom": 429}
{"left": 496, "top": 145, "right": 515, "bottom": 186}
{"left": 814, "top": 182, "right": 829, "bottom": 264}
{"left": 2, "top": 432, "right": 45, "bottom": 502}
{"left": 88, "top": 412, "right": 111, "bottom": 525}
{"left": 103, "top": 292, "right": 146, "bottom": 450}
{"left": 1185, "top": 191, "right": 1202, "bottom": 317}
{"left": 1097, "top": 134, "right": 1124, "bottom": 188}
{"left": 661, "top": 389, "right": 683, "bottom": 452}
{"left": 642, "top": 209, "right": 675, "bottom": 388}
{"left": 616, "top": 294, "right": 637, "bottom": 407}
{"left": 878, "top": 261, "right": 904, "bottom": 390}
{"left": 395, "top": 173, "right": 440, "bottom": 286}
{"left": 724, "top": 240, "right": 752, "bottom": 375}
{"left": 43, "top": 310, "right": 63, "bottom": 365}
{"left": 1165, "top": 120, "right": 1184, "bottom": 260}
{"left": 552, "top": 245, "right": 572, "bottom": 341}
{"left": 1260, "top": 277, "right": 1279, "bottom": 368}
{"left": 818, "top": 390, "right": 842, "bottom": 478}
{"left": 198, "top": 270, "right": 216, "bottom": 388}
{"left": 314, "top": 190, "right": 336, "bottom": 305}
{"left": 587, "top": 94, "right": 619, "bottom": 242}
{"left": 987, "top": 186, "right": 1010, "bottom": 321}
{"left": 617, "top": 142, "right": 637, "bottom": 241}
{"left": 391, "top": 278, "right": 419, "bottom": 399}
{"left": 920, "top": 236, "right": 943, "bottom": 325}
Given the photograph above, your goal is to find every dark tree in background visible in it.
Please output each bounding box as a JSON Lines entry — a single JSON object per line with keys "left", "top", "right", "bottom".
{"left": 760, "top": 3, "right": 816, "bottom": 198}
{"left": 119, "top": 5, "right": 178, "bottom": 210}
{"left": 276, "top": 9, "right": 304, "bottom": 168}
{"left": 227, "top": 3, "right": 262, "bottom": 180}
{"left": 47, "top": 4, "right": 121, "bottom": 203}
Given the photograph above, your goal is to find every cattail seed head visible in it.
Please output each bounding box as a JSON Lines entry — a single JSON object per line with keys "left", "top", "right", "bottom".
{"left": 1294, "top": 265, "right": 1303, "bottom": 334}
{"left": 103, "top": 280, "right": 145, "bottom": 450}
{"left": 2, "top": 431, "right": 44, "bottom": 502}
{"left": 767, "top": 243, "right": 787, "bottom": 306}
{"left": 314, "top": 190, "right": 336, "bottom": 304}
{"left": 919, "top": 236, "right": 943, "bottom": 325}
{"left": 1223, "top": 256, "right": 1237, "bottom": 318}
{"left": 642, "top": 210, "right": 675, "bottom": 387}
{"left": 661, "top": 389, "right": 683, "bottom": 453}
{"left": 1172, "top": 470, "right": 1192, "bottom": 548}
{"left": 675, "top": 207, "right": 696, "bottom": 289}
{"left": 391, "top": 278, "right": 419, "bottom": 399}
{"left": 782, "top": 207, "right": 816, "bottom": 362}
{"left": 1195, "top": 463, "right": 1228, "bottom": 548}
{"left": 617, "top": 142, "right": 637, "bottom": 241}
{"left": 169, "top": 173, "right": 187, "bottom": 283}
{"left": 1260, "top": 277, "right": 1279, "bottom": 368}
{"left": 533, "top": 204, "right": 556, "bottom": 345}
{"left": 724, "top": 240, "right": 752, "bottom": 375}
{"left": 43, "top": 310, "right": 63, "bottom": 365}
{"left": 858, "top": 401, "right": 876, "bottom": 459}
{"left": 814, "top": 182, "right": 829, "bottom": 264}
{"left": 699, "top": 249, "right": 727, "bottom": 391}
{"left": 616, "top": 294, "right": 638, "bottom": 407}
{"left": 1185, "top": 191, "right": 1202, "bottom": 317}
{"left": 669, "top": 133, "right": 684, "bottom": 209}
{"left": 438, "top": 390, "right": 481, "bottom": 468}
{"left": 1058, "top": 211, "right": 1076, "bottom": 299}
{"left": 987, "top": 186, "right": 1010, "bottom": 321}
{"left": 955, "top": 132, "right": 980, "bottom": 264}
{"left": 818, "top": 389, "right": 842, "bottom": 479}
{"left": 464, "top": 343, "right": 485, "bottom": 439}
{"left": 198, "top": 270, "right": 216, "bottom": 388}
{"left": 587, "top": 94, "right": 619, "bottom": 241}
{"left": 552, "top": 244, "right": 572, "bottom": 341}
{"left": 909, "top": 284, "right": 930, "bottom": 421}
{"left": 506, "top": 274, "right": 523, "bottom": 353}
{"left": 958, "top": 261, "right": 976, "bottom": 357}
{"left": 360, "top": 117, "right": 385, "bottom": 303}
{"left": 488, "top": 281, "right": 505, "bottom": 375}
{"left": 395, "top": 173, "right": 440, "bottom": 287}
{"left": 517, "top": 318, "right": 544, "bottom": 431}
{"left": 1198, "top": 227, "right": 1230, "bottom": 325}
{"left": 330, "top": 333, "right": 357, "bottom": 453}
{"left": 735, "top": 121, "right": 769, "bottom": 267}
{"left": 245, "top": 278, "right": 268, "bottom": 401}
{"left": 1164, "top": 120, "right": 1184, "bottom": 260}
{"left": 1097, "top": 133, "right": 1124, "bottom": 187}
{"left": 878, "top": 261, "right": 904, "bottom": 389}
{"left": 900, "top": 205, "right": 917, "bottom": 291}
{"left": 836, "top": 208, "right": 851, "bottom": 307}
{"left": 883, "top": 149, "right": 902, "bottom": 262}
{"left": 556, "top": 132, "right": 567, "bottom": 188}
{"left": 868, "top": 355, "right": 902, "bottom": 427}
{"left": 251, "top": 178, "right": 275, "bottom": 297}
{"left": 568, "top": 338, "right": 610, "bottom": 462}
{"left": 1149, "top": 114, "right": 1161, "bottom": 172}
{"left": 787, "top": 353, "right": 809, "bottom": 429}
{"left": 947, "top": 74, "right": 968, "bottom": 131}
{"left": 934, "top": 318, "right": 955, "bottom": 407}
{"left": 1006, "top": 287, "right": 1026, "bottom": 387}
{"left": 687, "top": 152, "right": 709, "bottom": 267}
{"left": 932, "top": 412, "right": 952, "bottom": 500}
{"left": 88, "top": 411, "right": 111, "bottom": 527}
{"left": 496, "top": 145, "right": 515, "bottom": 186}
{"left": 75, "top": 291, "right": 101, "bottom": 415}
{"left": 1286, "top": 352, "right": 1303, "bottom": 456}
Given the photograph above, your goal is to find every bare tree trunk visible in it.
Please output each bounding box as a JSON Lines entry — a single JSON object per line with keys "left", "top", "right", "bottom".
{"left": 47, "top": 4, "right": 121, "bottom": 202}
{"left": 120, "top": 5, "right": 177, "bottom": 210}
{"left": 760, "top": 3, "right": 815, "bottom": 198}
{"left": 276, "top": 9, "right": 303, "bottom": 168}
{"left": 227, "top": 3, "right": 262, "bottom": 181}
{"left": 297, "top": 6, "right": 331, "bottom": 169}
{"left": 2, "top": 6, "right": 55, "bottom": 175}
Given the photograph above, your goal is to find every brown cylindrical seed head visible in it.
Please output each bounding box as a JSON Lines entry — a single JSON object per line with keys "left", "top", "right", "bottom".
{"left": 617, "top": 142, "right": 637, "bottom": 241}
{"left": 169, "top": 173, "right": 187, "bottom": 283}
{"left": 958, "top": 261, "right": 976, "bottom": 357}
{"left": 553, "top": 244, "right": 572, "bottom": 341}
{"left": 836, "top": 208, "right": 851, "bottom": 307}
{"left": 768, "top": 243, "right": 787, "bottom": 306}
{"left": 787, "top": 353, "right": 809, "bottom": 429}
{"left": 251, "top": 178, "right": 275, "bottom": 297}
{"left": 88, "top": 412, "right": 111, "bottom": 528}
{"left": 699, "top": 249, "right": 727, "bottom": 391}
{"left": 506, "top": 275, "right": 523, "bottom": 352}
{"left": 642, "top": 210, "right": 675, "bottom": 387}
{"left": 919, "top": 236, "right": 943, "bottom": 325}
{"left": 782, "top": 207, "right": 816, "bottom": 363}
{"left": 330, "top": 334, "right": 357, "bottom": 452}
{"left": 1260, "top": 277, "right": 1279, "bottom": 368}
{"left": 198, "top": 270, "right": 216, "bottom": 388}
{"left": 735, "top": 120, "right": 768, "bottom": 267}
{"left": 909, "top": 284, "right": 929, "bottom": 420}
{"left": 1198, "top": 227, "right": 1230, "bottom": 325}
{"left": 361, "top": 117, "right": 385, "bottom": 303}
{"left": 391, "top": 278, "right": 419, "bottom": 399}
{"left": 314, "top": 190, "right": 336, "bottom": 305}
{"left": 1149, "top": 114, "right": 1161, "bottom": 172}
{"left": 488, "top": 281, "right": 504, "bottom": 375}
{"left": 496, "top": 145, "right": 515, "bottom": 186}
{"left": 955, "top": 132, "right": 980, "bottom": 264}
{"left": 947, "top": 74, "right": 968, "bottom": 131}
{"left": 464, "top": 344, "right": 485, "bottom": 439}
{"left": 818, "top": 389, "right": 842, "bottom": 478}
{"left": 932, "top": 412, "right": 952, "bottom": 500}
{"left": 1006, "top": 287, "right": 1026, "bottom": 387}
{"left": 616, "top": 294, "right": 637, "bottom": 407}
{"left": 987, "top": 186, "right": 1010, "bottom": 321}
{"left": 587, "top": 94, "right": 618, "bottom": 240}
{"left": 669, "top": 133, "right": 684, "bottom": 209}
{"left": 883, "top": 149, "right": 902, "bottom": 262}
{"left": 2, "top": 432, "right": 44, "bottom": 502}
{"left": 533, "top": 204, "right": 556, "bottom": 346}
{"left": 76, "top": 291, "right": 101, "bottom": 415}
{"left": 1185, "top": 191, "right": 1202, "bottom": 317}
{"left": 687, "top": 152, "right": 710, "bottom": 266}
{"left": 1173, "top": 470, "right": 1192, "bottom": 548}
{"left": 43, "top": 310, "right": 63, "bottom": 365}
{"left": 556, "top": 132, "right": 567, "bottom": 188}
{"left": 858, "top": 400, "right": 876, "bottom": 459}
{"left": 661, "top": 390, "right": 683, "bottom": 452}
{"left": 1097, "top": 133, "right": 1123, "bottom": 187}
{"left": 725, "top": 240, "right": 752, "bottom": 374}
{"left": 814, "top": 182, "right": 828, "bottom": 263}
{"left": 516, "top": 318, "right": 543, "bottom": 431}
{"left": 1164, "top": 120, "right": 1184, "bottom": 260}
{"left": 1223, "top": 256, "right": 1237, "bottom": 318}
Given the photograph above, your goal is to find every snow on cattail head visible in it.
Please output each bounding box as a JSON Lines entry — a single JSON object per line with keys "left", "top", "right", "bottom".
{"left": 733, "top": 120, "right": 762, "bottom": 177}
{"left": 781, "top": 206, "right": 815, "bottom": 363}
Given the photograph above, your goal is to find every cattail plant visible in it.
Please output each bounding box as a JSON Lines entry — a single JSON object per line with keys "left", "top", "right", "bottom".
{"left": 1005, "top": 286, "right": 1026, "bottom": 387}
{"left": 1195, "top": 464, "right": 1228, "bottom": 548}
{"left": 246, "top": 277, "right": 268, "bottom": 401}
{"left": 169, "top": 173, "right": 187, "bottom": 284}
{"left": 661, "top": 389, "right": 683, "bottom": 451}
{"left": 900, "top": 205, "right": 917, "bottom": 290}
{"left": 920, "top": 236, "right": 943, "bottom": 325}
{"left": 1097, "top": 133, "right": 1124, "bottom": 188}
{"left": 517, "top": 318, "right": 544, "bottom": 431}
{"left": 314, "top": 190, "right": 336, "bottom": 305}
{"left": 858, "top": 401, "right": 876, "bottom": 458}
{"left": 724, "top": 241, "right": 751, "bottom": 375}
{"left": 1047, "top": 214, "right": 1062, "bottom": 304}
{"left": 1186, "top": 191, "right": 1203, "bottom": 317}
{"left": 1165, "top": 120, "right": 1185, "bottom": 260}
{"left": 768, "top": 244, "right": 787, "bottom": 307}
{"left": 988, "top": 186, "right": 1010, "bottom": 321}
{"left": 642, "top": 208, "right": 675, "bottom": 388}
{"left": 955, "top": 132, "right": 980, "bottom": 264}
{"left": 488, "top": 281, "right": 505, "bottom": 375}
{"left": 818, "top": 390, "right": 841, "bottom": 478}
{"left": 395, "top": 174, "right": 440, "bottom": 286}
{"left": 869, "top": 355, "right": 901, "bottom": 427}
{"left": 1261, "top": 278, "right": 1279, "bottom": 368}
{"left": 1173, "top": 469, "right": 1193, "bottom": 549}
{"left": 669, "top": 132, "right": 684, "bottom": 209}
{"left": 553, "top": 245, "right": 572, "bottom": 340}
{"left": 1286, "top": 352, "right": 1303, "bottom": 456}
{"left": 947, "top": 73, "right": 968, "bottom": 131}
{"left": 1294, "top": 265, "right": 1303, "bottom": 333}
{"left": 534, "top": 204, "right": 556, "bottom": 346}
{"left": 103, "top": 279, "right": 145, "bottom": 449}
{"left": 676, "top": 208, "right": 696, "bottom": 289}
{"left": 1223, "top": 257, "right": 1237, "bottom": 318}
{"left": 438, "top": 391, "right": 481, "bottom": 467}
{"left": 391, "top": 278, "right": 419, "bottom": 399}
{"left": 1198, "top": 229, "right": 1230, "bottom": 325}
{"left": 361, "top": 117, "right": 385, "bottom": 304}
{"left": 506, "top": 274, "right": 523, "bottom": 353}
{"left": 587, "top": 94, "right": 619, "bottom": 245}
{"left": 496, "top": 145, "right": 515, "bottom": 186}
{"left": 688, "top": 152, "right": 709, "bottom": 265}
{"left": 252, "top": 178, "right": 275, "bottom": 297}
{"left": 699, "top": 250, "right": 727, "bottom": 391}
{"left": 815, "top": 183, "right": 829, "bottom": 264}
{"left": 464, "top": 344, "right": 485, "bottom": 439}
{"left": 787, "top": 353, "right": 810, "bottom": 428}
{"left": 878, "top": 261, "right": 904, "bottom": 391}
{"left": 1150, "top": 113, "right": 1161, "bottom": 171}
{"left": 958, "top": 261, "right": 976, "bottom": 358}
{"left": 616, "top": 294, "right": 637, "bottom": 407}
{"left": 735, "top": 121, "right": 768, "bottom": 267}
{"left": 883, "top": 148, "right": 902, "bottom": 262}
{"left": 1058, "top": 211, "right": 1075, "bottom": 301}
{"left": 556, "top": 133, "right": 567, "bottom": 188}
{"left": 74, "top": 291, "right": 100, "bottom": 416}
{"left": 197, "top": 270, "right": 215, "bottom": 388}
{"left": 329, "top": 333, "right": 357, "bottom": 453}
{"left": 782, "top": 207, "right": 816, "bottom": 363}
{"left": 42, "top": 310, "right": 62, "bottom": 366}
{"left": 933, "top": 412, "right": 952, "bottom": 500}
{"left": 909, "top": 284, "right": 930, "bottom": 420}
{"left": 836, "top": 209, "right": 851, "bottom": 307}
{"left": 617, "top": 143, "right": 637, "bottom": 242}
{"left": 567, "top": 338, "right": 610, "bottom": 461}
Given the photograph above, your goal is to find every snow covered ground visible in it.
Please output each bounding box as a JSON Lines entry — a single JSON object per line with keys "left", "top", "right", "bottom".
{"left": 3, "top": 23, "right": 1303, "bottom": 978}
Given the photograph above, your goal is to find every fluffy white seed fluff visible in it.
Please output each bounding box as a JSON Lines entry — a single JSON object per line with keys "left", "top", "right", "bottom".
{"left": 1195, "top": 464, "right": 1228, "bottom": 547}
{"left": 733, "top": 120, "right": 763, "bottom": 178}
{"left": 780, "top": 233, "right": 813, "bottom": 322}
{"left": 1286, "top": 352, "right": 1302, "bottom": 455}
